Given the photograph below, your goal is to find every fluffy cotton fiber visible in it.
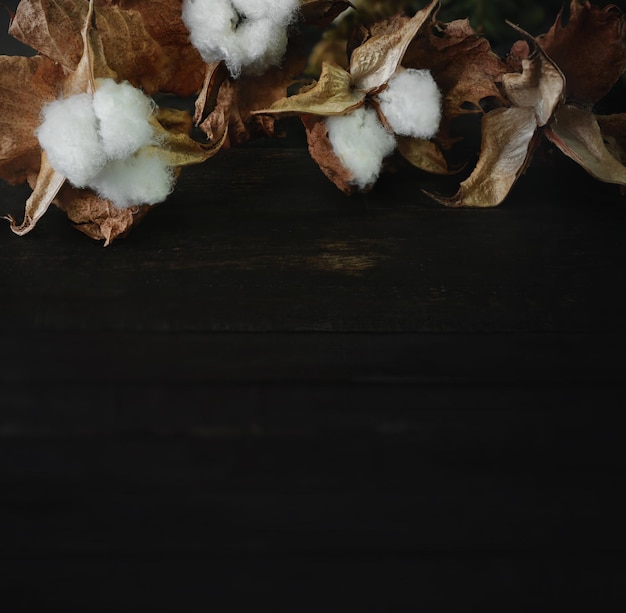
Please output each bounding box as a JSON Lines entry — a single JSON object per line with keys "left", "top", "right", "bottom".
{"left": 92, "top": 78, "right": 156, "bottom": 159}
{"left": 36, "top": 93, "right": 107, "bottom": 187}
{"left": 89, "top": 151, "right": 174, "bottom": 208}
{"left": 326, "top": 106, "right": 397, "bottom": 190}
{"left": 181, "top": 0, "right": 300, "bottom": 78}
{"left": 376, "top": 68, "right": 442, "bottom": 139}
{"left": 36, "top": 78, "right": 174, "bottom": 209}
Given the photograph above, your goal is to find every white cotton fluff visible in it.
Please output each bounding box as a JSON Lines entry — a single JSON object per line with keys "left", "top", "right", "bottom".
{"left": 92, "top": 78, "right": 156, "bottom": 159}
{"left": 326, "top": 106, "right": 397, "bottom": 190}
{"left": 376, "top": 68, "right": 442, "bottom": 139}
{"left": 36, "top": 78, "right": 172, "bottom": 209}
{"left": 89, "top": 150, "right": 175, "bottom": 208}
{"left": 36, "top": 94, "right": 107, "bottom": 187}
{"left": 181, "top": 0, "right": 300, "bottom": 77}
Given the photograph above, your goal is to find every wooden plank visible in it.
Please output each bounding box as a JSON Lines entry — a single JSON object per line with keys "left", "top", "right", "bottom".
{"left": 2, "top": 149, "right": 625, "bottom": 333}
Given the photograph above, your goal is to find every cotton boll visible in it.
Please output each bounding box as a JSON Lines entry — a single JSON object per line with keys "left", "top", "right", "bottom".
{"left": 92, "top": 79, "right": 156, "bottom": 160}
{"left": 326, "top": 106, "right": 397, "bottom": 190}
{"left": 89, "top": 151, "right": 175, "bottom": 209}
{"left": 181, "top": 0, "right": 236, "bottom": 64}
{"left": 181, "top": 0, "right": 298, "bottom": 77}
{"left": 231, "top": 0, "right": 299, "bottom": 24}
{"left": 235, "top": 18, "right": 289, "bottom": 74}
{"left": 376, "top": 68, "right": 442, "bottom": 139}
{"left": 36, "top": 94, "right": 107, "bottom": 187}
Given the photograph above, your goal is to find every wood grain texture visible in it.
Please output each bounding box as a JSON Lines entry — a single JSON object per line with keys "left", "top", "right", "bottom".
{"left": 1, "top": 145, "right": 625, "bottom": 610}
{"left": 2, "top": 147, "right": 626, "bottom": 332}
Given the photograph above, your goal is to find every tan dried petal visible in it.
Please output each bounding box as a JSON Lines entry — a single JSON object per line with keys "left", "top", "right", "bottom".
{"left": 538, "top": 0, "right": 626, "bottom": 103}
{"left": 254, "top": 61, "right": 364, "bottom": 118}
{"left": 0, "top": 55, "right": 66, "bottom": 184}
{"left": 396, "top": 137, "right": 451, "bottom": 175}
{"left": 349, "top": 0, "right": 439, "bottom": 92}
{"left": 427, "top": 107, "right": 538, "bottom": 207}
{"left": 545, "top": 104, "right": 626, "bottom": 186}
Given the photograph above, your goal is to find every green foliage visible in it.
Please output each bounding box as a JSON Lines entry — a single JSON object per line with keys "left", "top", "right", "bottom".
{"left": 436, "top": 0, "right": 564, "bottom": 44}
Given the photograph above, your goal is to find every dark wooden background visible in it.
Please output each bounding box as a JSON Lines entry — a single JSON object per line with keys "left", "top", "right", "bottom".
{"left": 2, "top": 4, "right": 626, "bottom": 611}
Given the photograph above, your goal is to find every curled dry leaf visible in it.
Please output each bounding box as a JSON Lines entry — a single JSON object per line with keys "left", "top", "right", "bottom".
{"left": 538, "top": 0, "right": 626, "bottom": 104}
{"left": 254, "top": 61, "right": 365, "bottom": 117}
{"left": 546, "top": 104, "right": 626, "bottom": 185}
{"left": 6, "top": 154, "right": 67, "bottom": 235}
{"left": 427, "top": 107, "right": 539, "bottom": 207}
{"left": 501, "top": 37, "right": 565, "bottom": 128}
{"left": 430, "top": 40, "right": 564, "bottom": 208}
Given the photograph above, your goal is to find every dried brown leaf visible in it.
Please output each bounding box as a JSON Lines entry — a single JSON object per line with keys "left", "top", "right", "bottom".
{"left": 427, "top": 107, "right": 538, "bottom": 207}
{"left": 9, "top": 0, "right": 85, "bottom": 68}
{"left": 54, "top": 184, "right": 152, "bottom": 246}
{"left": 538, "top": 1, "right": 626, "bottom": 104}
{"left": 0, "top": 54, "right": 66, "bottom": 184}
{"left": 9, "top": 0, "right": 204, "bottom": 95}
{"left": 349, "top": 0, "right": 439, "bottom": 92}
{"left": 545, "top": 104, "right": 626, "bottom": 185}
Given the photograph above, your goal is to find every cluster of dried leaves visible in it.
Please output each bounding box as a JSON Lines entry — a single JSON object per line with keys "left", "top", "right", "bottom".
{"left": 1, "top": 0, "right": 625, "bottom": 244}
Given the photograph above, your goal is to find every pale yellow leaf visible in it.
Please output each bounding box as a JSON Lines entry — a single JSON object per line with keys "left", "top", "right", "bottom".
{"left": 254, "top": 61, "right": 365, "bottom": 117}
